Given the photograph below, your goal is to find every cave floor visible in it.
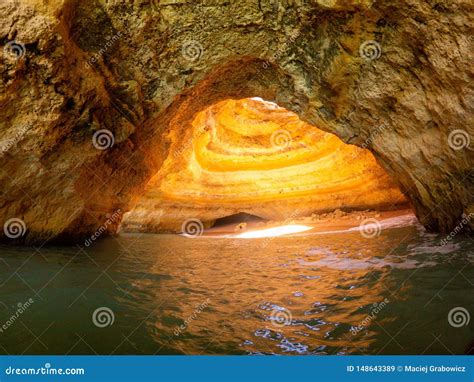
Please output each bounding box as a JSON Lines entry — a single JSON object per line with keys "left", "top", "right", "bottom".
{"left": 204, "top": 208, "right": 416, "bottom": 237}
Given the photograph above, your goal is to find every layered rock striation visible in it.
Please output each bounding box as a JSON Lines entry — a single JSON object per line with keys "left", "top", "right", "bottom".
{"left": 0, "top": 0, "right": 472, "bottom": 243}
{"left": 122, "top": 98, "right": 407, "bottom": 232}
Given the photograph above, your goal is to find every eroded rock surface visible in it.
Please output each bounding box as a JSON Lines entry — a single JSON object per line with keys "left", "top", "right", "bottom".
{"left": 0, "top": 0, "right": 472, "bottom": 243}
{"left": 122, "top": 98, "right": 407, "bottom": 232}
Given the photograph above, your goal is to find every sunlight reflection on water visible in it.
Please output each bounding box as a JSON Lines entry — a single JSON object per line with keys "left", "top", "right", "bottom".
{"left": 0, "top": 223, "right": 473, "bottom": 355}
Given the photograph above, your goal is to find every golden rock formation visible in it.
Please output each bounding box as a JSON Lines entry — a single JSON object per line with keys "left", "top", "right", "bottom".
{"left": 0, "top": 0, "right": 472, "bottom": 243}
{"left": 122, "top": 98, "right": 407, "bottom": 232}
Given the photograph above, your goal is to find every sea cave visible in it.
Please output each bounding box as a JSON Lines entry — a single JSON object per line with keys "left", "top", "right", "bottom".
{"left": 0, "top": 0, "right": 472, "bottom": 356}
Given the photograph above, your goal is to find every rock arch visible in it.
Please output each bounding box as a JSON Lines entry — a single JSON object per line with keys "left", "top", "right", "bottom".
{"left": 0, "top": 0, "right": 472, "bottom": 243}
{"left": 120, "top": 96, "right": 409, "bottom": 233}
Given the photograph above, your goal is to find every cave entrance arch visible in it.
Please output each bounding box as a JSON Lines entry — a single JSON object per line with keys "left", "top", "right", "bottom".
{"left": 72, "top": 58, "right": 411, "bottom": 240}
{"left": 119, "top": 94, "right": 408, "bottom": 234}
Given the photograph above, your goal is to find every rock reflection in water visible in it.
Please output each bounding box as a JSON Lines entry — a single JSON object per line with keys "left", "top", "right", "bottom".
{"left": 0, "top": 224, "right": 472, "bottom": 355}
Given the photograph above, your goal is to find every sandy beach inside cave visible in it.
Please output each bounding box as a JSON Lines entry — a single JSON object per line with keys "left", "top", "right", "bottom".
{"left": 203, "top": 208, "right": 417, "bottom": 238}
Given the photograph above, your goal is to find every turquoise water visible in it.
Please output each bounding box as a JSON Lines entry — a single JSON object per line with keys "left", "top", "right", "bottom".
{"left": 0, "top": 223, "right": 473, "bottom": 355}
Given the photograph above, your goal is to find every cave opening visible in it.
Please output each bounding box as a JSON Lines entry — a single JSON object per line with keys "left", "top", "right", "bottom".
{"left": 211, "top": 213, "right": 268, "bottom": 231}
{"left": 2, "top": 2, "right": 472, "bottom": 359}
{"left": 121, "top": 97, "right": 411, "bottom": 237}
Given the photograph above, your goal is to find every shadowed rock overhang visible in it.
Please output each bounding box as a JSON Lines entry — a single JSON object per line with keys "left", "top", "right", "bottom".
{"left": 0, "top": 0, "right": 472, "bottom": 243}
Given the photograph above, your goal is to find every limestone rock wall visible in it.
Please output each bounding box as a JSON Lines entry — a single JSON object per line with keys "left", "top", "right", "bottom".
{"left": 0, "top": 0, "right": 472, "bottom": 243}
{"left": 122, "top": 98, "right": 407, "bottom": 232}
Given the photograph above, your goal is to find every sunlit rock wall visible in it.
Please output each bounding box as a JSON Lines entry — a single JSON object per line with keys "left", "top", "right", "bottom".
{"left": 0, "top": 0, "right": 472, "bottom": 243}
{"left": 122, "top": 98, "right": 407, "bottom": 232}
